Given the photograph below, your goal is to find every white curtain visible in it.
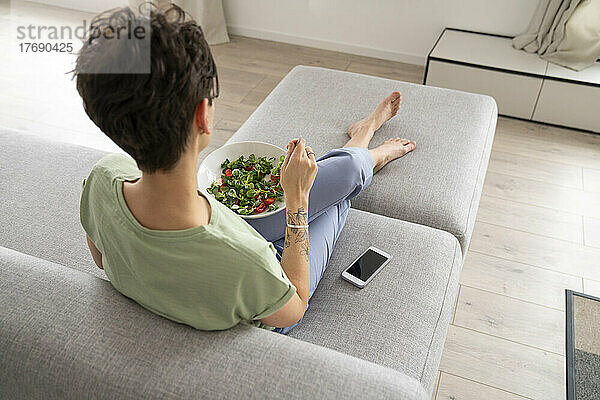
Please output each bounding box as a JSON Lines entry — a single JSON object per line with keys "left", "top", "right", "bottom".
{"left": 129, "top": 0, "right": 229, "bottom": 45}
{"left": 513, "top": 0, "right": 600, "bottom": 71}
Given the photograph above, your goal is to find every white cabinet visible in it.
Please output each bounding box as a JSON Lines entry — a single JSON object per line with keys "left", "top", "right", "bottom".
{"left": 425, "top": 29, "right": 600, "bottom": 133}
{"left": 427, "top": 60, "right": 543, "bottom": 119}
{"left": 534, "top": 80, "right": 600, "bottom": 133}
{"left": 534, "top": 63, "right": 600, "bottom": 133}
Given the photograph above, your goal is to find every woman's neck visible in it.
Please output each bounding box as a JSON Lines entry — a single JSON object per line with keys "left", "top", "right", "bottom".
{"left": 123, "top": 150, "right": 211, "bottom": 230}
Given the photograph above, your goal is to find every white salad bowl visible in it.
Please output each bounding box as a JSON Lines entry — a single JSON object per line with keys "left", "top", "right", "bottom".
{"left": 197, "top": 141, "right": 287, "bottom": 219}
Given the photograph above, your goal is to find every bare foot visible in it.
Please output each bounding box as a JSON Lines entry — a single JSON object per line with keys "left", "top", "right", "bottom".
{"left": 346, "top": 92, "right": 402, "bottom": 148}
{"left": 369, "top": 137, "right": 416, "bottom": 174}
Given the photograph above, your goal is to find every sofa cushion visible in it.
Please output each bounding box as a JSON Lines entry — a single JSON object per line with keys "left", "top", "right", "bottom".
{"left": 0, "top": 246, "right": 428, "bottom": 400}
{"left": 227, "top": 66, "right": 497, "bottom": 253}
{"left": 289, "top": 208, "right": 462, "bottom": 395}
{"left": 0, "top": 127, "right": 108, "bottom": 279}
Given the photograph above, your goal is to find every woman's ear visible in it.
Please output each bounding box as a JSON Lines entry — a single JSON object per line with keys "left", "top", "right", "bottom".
{"left": 194, "top": 98, "right": 212, "bottom": 136}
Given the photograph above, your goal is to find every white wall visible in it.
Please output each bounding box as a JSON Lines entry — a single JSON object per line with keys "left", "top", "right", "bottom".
{"left": 223, "top": 0, "right": 540, "bottom": 65}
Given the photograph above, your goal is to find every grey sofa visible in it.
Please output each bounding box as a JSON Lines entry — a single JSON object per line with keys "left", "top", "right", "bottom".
{"left": 0, "top": 66, "right": 497, "bottom": 399}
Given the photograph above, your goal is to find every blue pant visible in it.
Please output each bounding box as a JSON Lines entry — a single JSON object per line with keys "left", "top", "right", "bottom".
{"left": 247, "top": 147, "right": 374, "bottom": 334}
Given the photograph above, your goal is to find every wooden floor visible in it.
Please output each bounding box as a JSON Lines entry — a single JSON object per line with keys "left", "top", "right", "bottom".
{"left": 3, "top": 2, "right": 600, "bottom": 399}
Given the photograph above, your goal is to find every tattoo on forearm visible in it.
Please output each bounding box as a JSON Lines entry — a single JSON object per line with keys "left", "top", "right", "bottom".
{"left": 283, "top": 206, "right": 310, "bottom": 262}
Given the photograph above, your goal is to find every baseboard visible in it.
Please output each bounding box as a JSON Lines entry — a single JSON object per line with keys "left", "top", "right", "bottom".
{"left": 226, "top": 25, "right": 426, "bottom": 66}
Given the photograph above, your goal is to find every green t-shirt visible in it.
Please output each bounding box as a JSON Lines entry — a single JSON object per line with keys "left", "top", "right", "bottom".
{"left": 80, "top": 153, "right": 296, "bottom": 331}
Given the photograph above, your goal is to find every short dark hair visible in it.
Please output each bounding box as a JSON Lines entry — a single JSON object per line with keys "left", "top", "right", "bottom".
{"left": 74, "top": 3, "right": 219, "bottom": 173}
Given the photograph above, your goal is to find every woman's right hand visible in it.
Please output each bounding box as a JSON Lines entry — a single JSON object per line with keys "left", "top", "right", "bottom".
{"left": 279, "top": 137, "right": 318, "bottom": 202}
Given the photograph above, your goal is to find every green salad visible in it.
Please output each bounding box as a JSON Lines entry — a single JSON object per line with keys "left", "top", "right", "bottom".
{"left": 207, "top": 154, "right": 285, "bottom": 215}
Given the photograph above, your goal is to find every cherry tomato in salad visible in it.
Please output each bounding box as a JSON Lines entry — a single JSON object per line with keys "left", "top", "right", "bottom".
{"left": 224, "top": 169, "right": 233, "bottom": 177}
{"left": 264, "top": 198, "right": 275, "bottom": 205}
{"left": 255, "top": 202, "right": 267, "bottom": 213}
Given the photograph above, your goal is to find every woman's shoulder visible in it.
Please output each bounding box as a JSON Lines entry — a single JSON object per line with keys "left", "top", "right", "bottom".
{"left": 82, "top": 153, "right": 140, "bottom": 193}
{"left": 80, "top": 153, "right": 140, "bottom": 239}
{"left": 92, "top": 153, "right": 140, "bottom": 180}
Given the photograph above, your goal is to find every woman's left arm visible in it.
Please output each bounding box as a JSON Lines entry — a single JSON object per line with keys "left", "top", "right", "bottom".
{"left": 86, "top": 234, "right": 104, "bottom": 269}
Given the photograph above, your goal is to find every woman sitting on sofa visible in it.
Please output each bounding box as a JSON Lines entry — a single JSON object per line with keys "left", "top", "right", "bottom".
{"left": 76, "top": 4, "right": 416, "bottom": 334}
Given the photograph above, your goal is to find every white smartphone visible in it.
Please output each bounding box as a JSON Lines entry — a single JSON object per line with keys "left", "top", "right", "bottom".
{"left": 341, "top": 246, "right": 392, "bottom": 288}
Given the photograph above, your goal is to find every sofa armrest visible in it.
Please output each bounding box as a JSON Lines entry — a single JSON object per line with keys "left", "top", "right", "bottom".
{"left": 0, "top": 246, "right": 428, "bottom": 400}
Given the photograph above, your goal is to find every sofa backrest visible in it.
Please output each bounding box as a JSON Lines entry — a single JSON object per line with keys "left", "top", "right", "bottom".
{"left": 0, "top": 245, "right": 427, "bottom": 399}
{"left": 0, "top": 127, "right": 109, "bottom": 279}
